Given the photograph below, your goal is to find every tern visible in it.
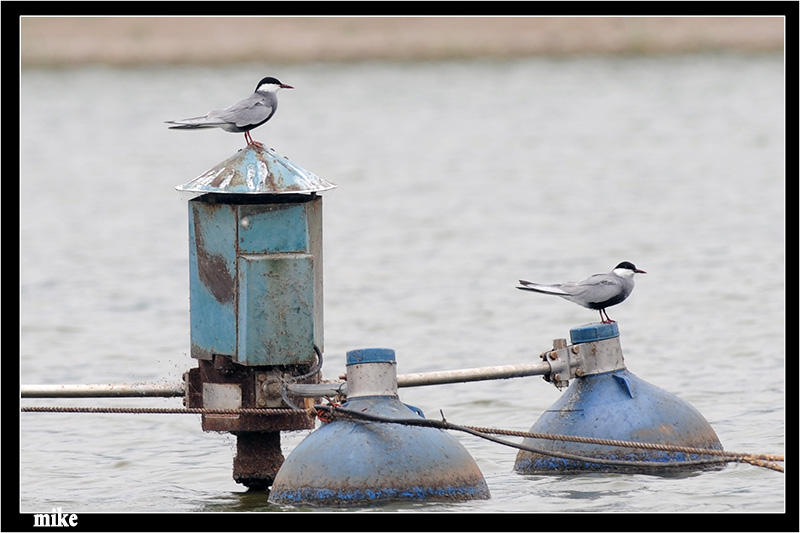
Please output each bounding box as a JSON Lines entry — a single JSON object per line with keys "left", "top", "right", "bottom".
{"left": 166, "top": 76, "right": 293, "bottom": 147}
{"left": 517, "top": 261, "right": 646, "bottom": 323}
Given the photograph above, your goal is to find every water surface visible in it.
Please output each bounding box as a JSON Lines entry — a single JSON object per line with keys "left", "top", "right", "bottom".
{"left": 19, "top": 54, "right": 785, "bottom": 517}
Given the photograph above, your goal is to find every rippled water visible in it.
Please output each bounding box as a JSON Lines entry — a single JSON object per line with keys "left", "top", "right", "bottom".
{"left": 19, "top": 53, "right": 785, "bottom": 518}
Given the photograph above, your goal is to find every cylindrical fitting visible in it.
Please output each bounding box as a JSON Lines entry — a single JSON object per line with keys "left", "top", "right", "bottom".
{"left": 345, "top": 348, "right": 398, "bottom": 399}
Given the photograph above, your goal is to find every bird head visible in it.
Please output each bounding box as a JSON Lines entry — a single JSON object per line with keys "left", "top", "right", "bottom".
{"left": 255, "top": 77, "right": 294, "bottom": 93}
{"left": 614, "top": 261, "right": 646, "bottom": 277}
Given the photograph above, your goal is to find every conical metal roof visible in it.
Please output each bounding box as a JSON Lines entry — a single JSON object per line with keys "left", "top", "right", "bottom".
{"left": 175, "top": 145, "right": 336, "bottom": 195}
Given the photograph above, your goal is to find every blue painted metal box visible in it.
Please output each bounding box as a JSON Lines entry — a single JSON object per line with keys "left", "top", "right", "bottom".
{"left": 188, "top": 198, "right": 323, "bottom": 365}
{"left": 179, "top": 146, "right": 335, "bottom": 366}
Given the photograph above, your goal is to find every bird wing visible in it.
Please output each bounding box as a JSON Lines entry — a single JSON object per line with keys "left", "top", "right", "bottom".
{"left": 560, "top": 274, "right": 621, "bottom": 305}
{"left": 208, "top": 93, "right": 276, "bottom": 128}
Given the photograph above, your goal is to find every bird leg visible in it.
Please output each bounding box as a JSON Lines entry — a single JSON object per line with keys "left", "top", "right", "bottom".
{"left": 599, "top": 309, "right": 616, "bottom": 324}
{"left": 244, "top": 131, "right": 263, "bottom": 147}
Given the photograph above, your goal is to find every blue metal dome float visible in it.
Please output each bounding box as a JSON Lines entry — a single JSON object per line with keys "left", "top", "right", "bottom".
{"left": 268, "top": 348, "right": 490, "bottom": 506}
{"left": 514, "top": 323, "right": 725, "bottom": 474}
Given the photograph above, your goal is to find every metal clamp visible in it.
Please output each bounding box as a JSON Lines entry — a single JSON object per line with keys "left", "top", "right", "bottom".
{"left": 540, "top": 335, "right": 627, "bottom": 390}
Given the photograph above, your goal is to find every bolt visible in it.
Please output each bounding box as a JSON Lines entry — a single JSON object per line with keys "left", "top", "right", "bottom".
{"left": 549, "top": 351, "right": 558, "bottom": 360}
{"left": 572, "top": 345, "right": 580, "bottom": 354}
{"left": 554, "top": 374, "right": 561, "bottom": 381}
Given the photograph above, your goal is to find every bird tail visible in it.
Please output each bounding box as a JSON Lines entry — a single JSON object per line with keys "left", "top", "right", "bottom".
{"left": 517, "top": 280, "right": 568, "bottom": 296}
{"left": 165, "top": 118, "right": 221, "bottom": 130}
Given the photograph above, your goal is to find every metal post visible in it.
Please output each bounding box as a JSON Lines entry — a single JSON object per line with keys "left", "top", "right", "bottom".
{"left": 176, "top": 145, "right": 336, "bottom": 488}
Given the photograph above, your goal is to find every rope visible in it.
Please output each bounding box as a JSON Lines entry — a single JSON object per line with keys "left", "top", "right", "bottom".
{"left": 464, "top": 425, "right": 786, "bottom": 465}
{"left": 20, "top": 403, "right": 783, "bottom": 473}
{"left": 315, "top": 405, "right": 785, "bottom": 473}
{"left": 21, "top": 406, "right": 308, "bottom": 416}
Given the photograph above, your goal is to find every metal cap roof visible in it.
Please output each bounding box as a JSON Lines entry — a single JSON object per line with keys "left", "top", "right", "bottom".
{"left": 175, "top": 145, "right": 336, "bottom": 195}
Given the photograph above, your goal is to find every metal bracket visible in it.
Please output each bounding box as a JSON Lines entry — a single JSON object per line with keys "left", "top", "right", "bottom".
{"left": 541, "top": 335, "right": 626, "bottom": 390}
{"left": 539, "top": 338, "right": 571, "bottom": 389}
{"left": 255, "top": 370, "right": 292, "bottom": 408}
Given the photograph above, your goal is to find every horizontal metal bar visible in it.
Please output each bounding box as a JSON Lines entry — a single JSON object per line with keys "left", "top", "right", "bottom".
{"left": 286, "top": 381, "right": 347, "bottom": 397}
{"left": 288, "top": 361, "right": 553, "bottom": 397}
{"left": 20, "top": 383, "right": 185, "bottom": 398}
{"left": 398, "top": 362, "right": 552, "bottom": 387}
{"left": 21, "top": 361, "right": 553, "bottom": 399}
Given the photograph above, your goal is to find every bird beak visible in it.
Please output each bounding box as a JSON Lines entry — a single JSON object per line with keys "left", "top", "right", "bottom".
{"left": 281, "top": 84, "right": 294, "bottom": 89}
{"left": 635, "top": 269, "right": 647, "bottom": 274}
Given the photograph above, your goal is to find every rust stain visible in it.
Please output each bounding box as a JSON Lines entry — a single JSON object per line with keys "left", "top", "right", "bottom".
{"left": 192, "top": 207, "right": 234, "bottom": 304}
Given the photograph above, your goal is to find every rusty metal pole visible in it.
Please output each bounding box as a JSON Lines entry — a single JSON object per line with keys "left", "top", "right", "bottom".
{"left": 232, "top": 432, "right": 284, "bottom": 490}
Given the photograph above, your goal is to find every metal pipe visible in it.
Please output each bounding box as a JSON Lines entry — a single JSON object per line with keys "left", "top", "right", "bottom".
{"left": 398, "top": 362, "right": 552, "bottom": 387}
{"left": 20, "top": 382, "right": 185, "bottom": 398}
{"left": 288, "top": 361, "right": 553, "bottom": 397}
{"left": 20, "top": 361, "right": 553, "bottom": 399}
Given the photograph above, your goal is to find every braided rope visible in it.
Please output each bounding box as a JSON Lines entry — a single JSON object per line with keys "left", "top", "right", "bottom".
{"left": 21, "top": 404, "right": 783, "bottom": 472}
{"left": 20, "top": 406, "right": 308, "bottom": 415}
